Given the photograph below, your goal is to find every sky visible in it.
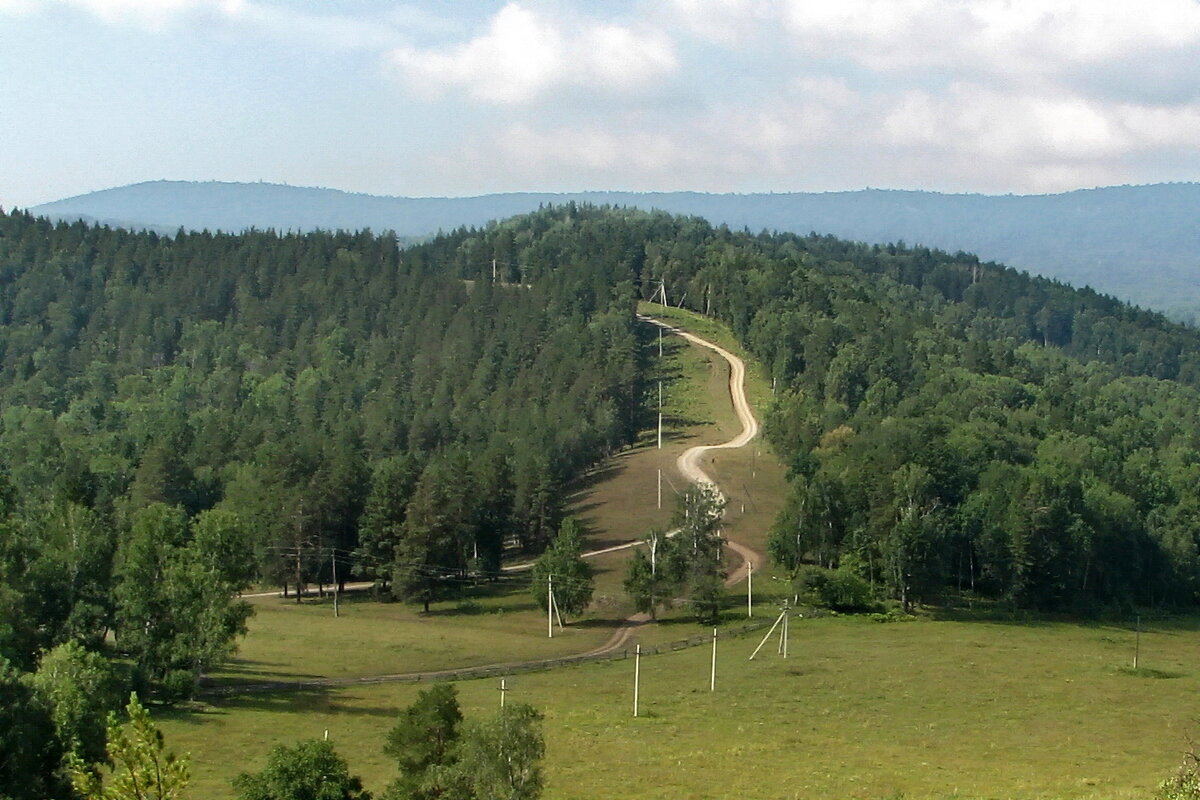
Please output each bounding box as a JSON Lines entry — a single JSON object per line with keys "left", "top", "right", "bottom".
{"left": 5, "top": 0, "right": 1200, "bottom": 208}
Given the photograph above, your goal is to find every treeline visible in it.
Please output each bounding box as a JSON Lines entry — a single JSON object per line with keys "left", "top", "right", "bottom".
{"left": 425, "top": 204, "right": 1200, "bottom": 612}
{"left": 0, "top": 209, "right": 644, "bottom": 699}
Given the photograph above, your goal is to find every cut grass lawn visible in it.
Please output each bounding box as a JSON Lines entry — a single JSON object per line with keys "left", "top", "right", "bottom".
{"left": 164, "top": 612, "right": 1200, "bottom": 799}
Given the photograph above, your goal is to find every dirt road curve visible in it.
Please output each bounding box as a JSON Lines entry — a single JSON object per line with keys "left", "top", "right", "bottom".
{"left": 640, "top": 315, "right": 763, "bottom": 583}
{"left": 209, "top": 315, "right": 764, "bottom": 695}
{"left": 570, "top": 316, "right": 764, "bottom": 656}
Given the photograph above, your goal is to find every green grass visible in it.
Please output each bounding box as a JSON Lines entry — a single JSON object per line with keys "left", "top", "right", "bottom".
{"left": 207, "top": 308, "right": 792, "bottom": 690}
{"left": 639, "top": 301, "right": 779, "bottom": 417}
{"left": 155, "top": 309, "right": 1200, "bottom": 798}
{"left": 163, "top": 612, "right": 1200, "bottom": 799}
{"left": 210, "top": 585, "right": 615, "bottom": 689}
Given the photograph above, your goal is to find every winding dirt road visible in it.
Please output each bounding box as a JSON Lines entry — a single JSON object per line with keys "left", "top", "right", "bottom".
{"left": 642, "top": 315, "right": 762, "bottom": 584}
{"left": 540, "top": 315, "right": 764, "bottom": 655}
{"left": 209, "top": 315, "right": 764, "bottom": 694}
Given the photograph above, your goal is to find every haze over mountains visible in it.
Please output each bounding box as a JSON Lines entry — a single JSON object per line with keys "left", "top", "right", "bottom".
{"left": 30, "top": 180, "right": 1200, "bottom": 322}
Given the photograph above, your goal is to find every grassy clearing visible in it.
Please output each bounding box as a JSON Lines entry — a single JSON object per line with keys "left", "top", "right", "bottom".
{"left": 164, "top": 612, "right": 1200, "bottom": 799}
{"left": 208, "top": 309, "right": 790, "bottom": 690}
{"left": 209, "top": 585, "right": 615, "bottom": 689}
{"left": 157, "top": 310, "right": 1200, "bottom": 798}
{"left": 166, "top": 307, "right": 823, "bottom": 794}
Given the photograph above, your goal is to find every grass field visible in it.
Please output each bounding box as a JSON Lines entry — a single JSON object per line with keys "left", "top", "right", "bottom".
{"left": 164, "top": 612, "right": 1199, "bottom": 799}
{"left": 158, "top": 311, "right": 1200, "bottom": 798}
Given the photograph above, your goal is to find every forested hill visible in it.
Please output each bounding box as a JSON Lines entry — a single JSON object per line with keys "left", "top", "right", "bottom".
{"left": 421, "top": 206, "right": 1200, "bottom": 612}
{"left": 5, "top": 200, "right": 1200, "bottom": 693}
{"left": 30, "top": 180, "right": 1200, "bottom": 322}
{"left": 0, "top": 208, "right": 646, "bottom": 696}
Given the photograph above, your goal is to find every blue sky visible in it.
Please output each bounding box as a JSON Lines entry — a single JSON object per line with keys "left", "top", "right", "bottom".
{"left": 5, "top": 0, "right": 1200, "bottom": 208}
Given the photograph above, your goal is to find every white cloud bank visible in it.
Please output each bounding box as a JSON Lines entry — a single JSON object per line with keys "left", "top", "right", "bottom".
{"left": 417, "top": 0, "right": 1200, "bottom": 194}
{"left": 388, "top": 3, "right": 678, "bottom": 105}
{"left": 8, "top": 0, "right": 1200, "bottom": 195}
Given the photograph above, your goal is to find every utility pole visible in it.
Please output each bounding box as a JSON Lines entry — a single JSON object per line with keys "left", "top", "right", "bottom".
{"left": 749, "top": 608, "right": 787, "bottom": 660}
{"left": 658, "top": 325, "right": 662, "bottom": 358}
{"left": 331, "top": 548, "right": 339, "bottom": 618}
{"left": 548, "top": 575, "right": 554, "bottom": 638}
{"left": 633, "top": 644, "right": 641, "bottom": 717}
{"left": 710, "top": 627, "right": 717, "bottom": 692}
{"left": 657, "top": 468, "right": 662, "bottom": 510}
{"left": 747, "top": 561, "right": 753, "bottom": 617}
{"left": 777, "top": 601, "right": 790, "bottom": 659}
{"left": 1134, "top": 614, "right": 1141, "bottom": 669}
{"left": 551, "top": 586, "right": 564, "bottom": 631}
{"left": 492, "top": 258, "right": 497, "bottom": 281}
{"left": 657, "top": 380, "right": 663, "bottom": 449}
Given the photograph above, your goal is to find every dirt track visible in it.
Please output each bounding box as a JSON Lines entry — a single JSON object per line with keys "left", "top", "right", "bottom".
{"left": 206, "top": 314, "right": 764, "bottom": 695}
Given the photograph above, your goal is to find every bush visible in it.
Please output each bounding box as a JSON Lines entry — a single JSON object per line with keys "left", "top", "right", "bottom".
{"left": 794, "top": 565, "right": 876, "bottom": 612}
{"left": 823, "top": 569, "right": 875, "bottom": 612}
{"left": 160, "top": 670, "right": 197, "bottom": 702}
{"left": 1156, "top": 746, "right": 1200, "bottom": 800}
{"left": 793, "top": 565, "right": 830, "bottom": 606}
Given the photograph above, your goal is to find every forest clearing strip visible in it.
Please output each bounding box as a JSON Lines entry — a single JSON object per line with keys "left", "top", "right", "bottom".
{"left": 202, "top": 315, "right": 762, "bottom": 697}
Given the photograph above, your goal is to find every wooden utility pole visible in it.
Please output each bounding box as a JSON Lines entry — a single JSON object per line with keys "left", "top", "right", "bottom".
{"left": 657, "top": 380, "right": 663, "bottom": 449}
{"left": 749, "top": 608, "right": 787, "bottom": 660}
{"left": 747, "top": 561, "right": 753, "bottom": 617}
{"left": 551, "top": 586, "right": 564, "bottom": 631}
{"left": 331, "top": 549, "right": 340, "bottom": 618}
{"left": 774, "top": 601, "right": 791, "bottom": 658}
{"left": 710, "top": 628, "right": 717, "bottom": 692}
{"left": 1134, "top": 615, "right": 1141, "bottom": 669}
{"left": 633, "top": 644, "right": 641, "bottom": 717}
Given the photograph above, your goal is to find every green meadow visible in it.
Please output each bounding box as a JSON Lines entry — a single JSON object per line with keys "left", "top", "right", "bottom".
{"left": 156, "top": 309, "right": 1198, "bottom": 799}
{"left": 164, "top": 611, "right": 1198, "bottom": 799}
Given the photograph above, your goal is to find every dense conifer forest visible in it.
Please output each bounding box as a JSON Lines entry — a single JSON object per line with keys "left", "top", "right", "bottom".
{"left": 0, "top": 208, "right": 643, "bottom": 711}
{"left": 420, "top": 204, "right": 1200, "bottom": 613}
{"left": 5, "top": 203, "right": 1200, "bottom": 790}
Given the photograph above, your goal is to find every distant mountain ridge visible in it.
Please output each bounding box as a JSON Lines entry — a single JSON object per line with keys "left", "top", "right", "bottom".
{"left": 30, "top": 180, "right": 1200, "bottom": 321}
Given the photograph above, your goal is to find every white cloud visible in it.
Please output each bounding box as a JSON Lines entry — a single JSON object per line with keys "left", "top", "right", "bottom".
{"left": 388, "top": 2, "right": 678, "bottom": 105}
{"left": 878, "top": 84, "right": 1200, "bottom": 163}
{"left": 672, "top": 0, "right": 1200, "bottom": 78}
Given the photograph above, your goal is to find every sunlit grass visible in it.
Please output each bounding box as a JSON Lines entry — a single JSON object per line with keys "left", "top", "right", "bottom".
{"left": 165, "top": 612, "right": 1200, "bottom": 799}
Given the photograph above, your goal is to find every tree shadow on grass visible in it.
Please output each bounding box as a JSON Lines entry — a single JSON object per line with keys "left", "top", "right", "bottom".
{"left": 572, "top": 616, "right": 642, "bottom": 631}
{"left": 1115, "top": 665, "right": 1188, "bottom": 679}
{"left": 419, "top": 599, "right": 540, "bottom": 618}
{"left": 186, "top": 688, "right": 406, "bottom": 721}
{"left": 210, "top": 658, "right": 327, "bottom": 681}
{"left": 929, "top": 603, "right": 1200, "bottom": 635}
{"left": 565, "top": 460, "right": 627, "bottom": 497}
